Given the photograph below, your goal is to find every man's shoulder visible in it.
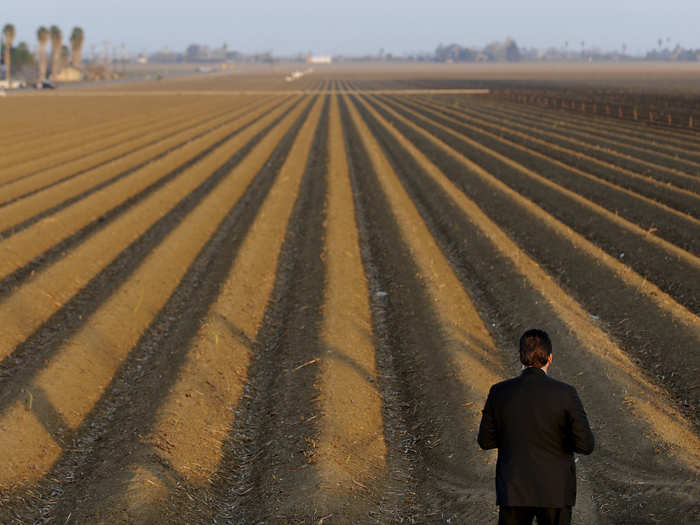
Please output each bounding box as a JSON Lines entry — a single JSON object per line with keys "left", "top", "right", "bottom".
{"left": 490, "top": 372, "right": 576, "bottom": 394}
{"left": 543, "top": 374, "right": 578, "bottom": 394}
{"left": 543, "top": 373, "right": 573, "bottom": 386}
{"left": 490, "top": 376, "right": 520, "bottom": 391}
{"left": 488, "top": 376, "right": 523, "bottom": 397}
{"left": 541, "top": 375, "right": 581, "bottom": 407}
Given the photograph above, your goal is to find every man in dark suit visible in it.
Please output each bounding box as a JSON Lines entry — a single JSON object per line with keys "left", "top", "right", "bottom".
{"left": 478, "top": 329, "right": 595, "bottom": 525}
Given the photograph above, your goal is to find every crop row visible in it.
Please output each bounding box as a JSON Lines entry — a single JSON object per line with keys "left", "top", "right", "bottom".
{"left": 0, "top": 91, "right": 697, "bottom": 523}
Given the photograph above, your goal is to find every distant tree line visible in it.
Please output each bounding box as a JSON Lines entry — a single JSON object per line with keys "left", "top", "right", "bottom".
{"left": 1, "top": 23, "right": 84, "bottom": 84}
{"left": 645, "top": 45, "right": 700, "bottom": 61}
{"left": 432, "top": 38, "right": 700, "bottom": 63}
{"left": 435, "top": 39, "right": 522, "bottom": 62}
{"left": 149, "top": 43, "right": 275, "bottom": 64}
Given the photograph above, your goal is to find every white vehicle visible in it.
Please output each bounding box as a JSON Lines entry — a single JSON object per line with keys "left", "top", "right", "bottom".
{"left": 284, "top": 70, "right": 305, "bottom": 82}
{"left": 0, "top": 79, "right": 24, "bottom": 89}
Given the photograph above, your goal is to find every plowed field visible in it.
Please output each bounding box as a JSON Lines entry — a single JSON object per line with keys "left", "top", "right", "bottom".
{"left": 1, "top": 72, "right": 698, "bottom": 524}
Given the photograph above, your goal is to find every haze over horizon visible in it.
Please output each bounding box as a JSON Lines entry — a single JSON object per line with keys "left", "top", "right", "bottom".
{"left": 5, "top": 0, "right": 700, "bottom": 57}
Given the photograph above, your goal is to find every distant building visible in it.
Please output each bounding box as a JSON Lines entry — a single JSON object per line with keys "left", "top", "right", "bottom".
{"left": 185, "top": 44, "right": 228, "bottom": 62}
{"left": 307, "top": 55, "right": 332, "bottom": 64}
{"left": 54, "top": 66, "right": 84, "bottom": 82}
{"left": 149, "top": 49, "right": 182, "bottom": 63}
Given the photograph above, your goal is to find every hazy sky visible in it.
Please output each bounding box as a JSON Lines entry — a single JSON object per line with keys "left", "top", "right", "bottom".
{"left": 4, "top": 1, "right": 699, "bottom": 56}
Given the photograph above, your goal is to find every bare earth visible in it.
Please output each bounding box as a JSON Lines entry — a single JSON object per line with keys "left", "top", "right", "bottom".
{"left": 0, "top": 65, "right": 698, "bottom": 524}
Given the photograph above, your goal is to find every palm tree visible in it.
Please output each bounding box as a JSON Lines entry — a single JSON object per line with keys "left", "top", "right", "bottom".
{"left": 3, "top": 24, "right": 15, "bottom": 82}
{"left": 70, "top": 27, "right": 84, "bottom": 67}
{"left": 49, "top": 25, "right": 62, "bottom": 79}
{"left": 37, "top": 26, "right": 49, "bottom": 81}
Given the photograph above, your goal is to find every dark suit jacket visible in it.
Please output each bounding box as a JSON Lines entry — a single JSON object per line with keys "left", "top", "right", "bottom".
{"left": 478, "top": 367, "right": 594, "bottom": 507}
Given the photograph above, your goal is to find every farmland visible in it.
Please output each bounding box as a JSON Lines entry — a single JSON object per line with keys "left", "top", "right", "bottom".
{"left": 0, "top": 69, "right": 698, "bottom": 524}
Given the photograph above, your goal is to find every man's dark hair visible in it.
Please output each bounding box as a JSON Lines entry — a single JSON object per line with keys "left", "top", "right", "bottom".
{"left": 519, "top": 329, "right": 552, "bottom": 368}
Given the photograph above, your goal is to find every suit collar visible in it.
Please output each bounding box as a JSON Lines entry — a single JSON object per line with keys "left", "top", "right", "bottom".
{"left": 521, "top": 367, "right": 547, "bottom": 376}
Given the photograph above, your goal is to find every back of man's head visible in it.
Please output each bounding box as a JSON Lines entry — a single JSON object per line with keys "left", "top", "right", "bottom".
{"left": 519, "top": 329, "right": 552, "bottom": 368}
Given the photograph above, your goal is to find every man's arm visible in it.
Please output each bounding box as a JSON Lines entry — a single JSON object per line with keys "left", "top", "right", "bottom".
{"left": 568, "top": 386, "right": 595, "bottom": 455}
{"left": 478, "top": 386, "right": 498, "bottom": 450}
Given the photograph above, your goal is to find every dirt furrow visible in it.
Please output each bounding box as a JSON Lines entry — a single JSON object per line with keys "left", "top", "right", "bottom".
{"left": 0, "top": 96, "right": 187, "bottom": 149}
{"left": 467, "top": 97, "right": 700, "bottom": 171}
{"left": 0, "top": 98, "right": 226, "bottom": 187}
{"left": 310, "top": 95, "right": 387, "bottom": 517}
{"left": 362, "top": 94, "right": 700, "bottom": 427}
{"left": 207, "top": 97, "right": 329, "bottom": 524}
{"left": 0, "top": 97, "right": 255, "bottom": 204}
{"left": 0, "top": 96, "right": 294, "bottom": 288}
{"left": 472, "top": 97, "right": 700, "bottom": 164}
{"left": 0, "top": 97, "right": 296, "bottom": 398}
{"left": 440, "top": 98, "right": 700, "bottom": 188}
{"left": 0, "top": 97, "right": 301, "bottom": 401}
{"left": 0, "top": 98, "right": 292, "bottom": 307}
{"left": 0, "top": 97, "right": 270, "bottom": 235}
{"left": 341, "top": 94, "right": 518, "bottom": 522}
{"left": 412, "top": 96, "right": 700, "bottom": 212}
{"left": 354, "top": 94, "right": 700, "bottom": 524}
{"left": 0, "top": 96, "right": 313, "bottom": 497}
{"left": 1, "top": 79, "right": 697, "bottom": 524}
{"left": 0, "top": 110, "right": 179, "bottom": 176}
{"left": 482, "top": 92, "right": 700, "bottom": 147}
{"left": 476, "top": 97, "right": 700, "bottom": 154}
{"left": 9, "top": 97, "right": 323, "bottom": 525}
{"left": 0, "top": 112, "right": 148, "bottom": 161}
{"left": 377, "top": 96, "right": 700, "bottom": 315}
{"left": 0, "top": 96, "right": 212, "bottom": 174}
{"left": 337, "top": 91, "right": 421, "bottom": 523}
{"left": 399, "top": 96, "right": 700, "bottom": 251}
